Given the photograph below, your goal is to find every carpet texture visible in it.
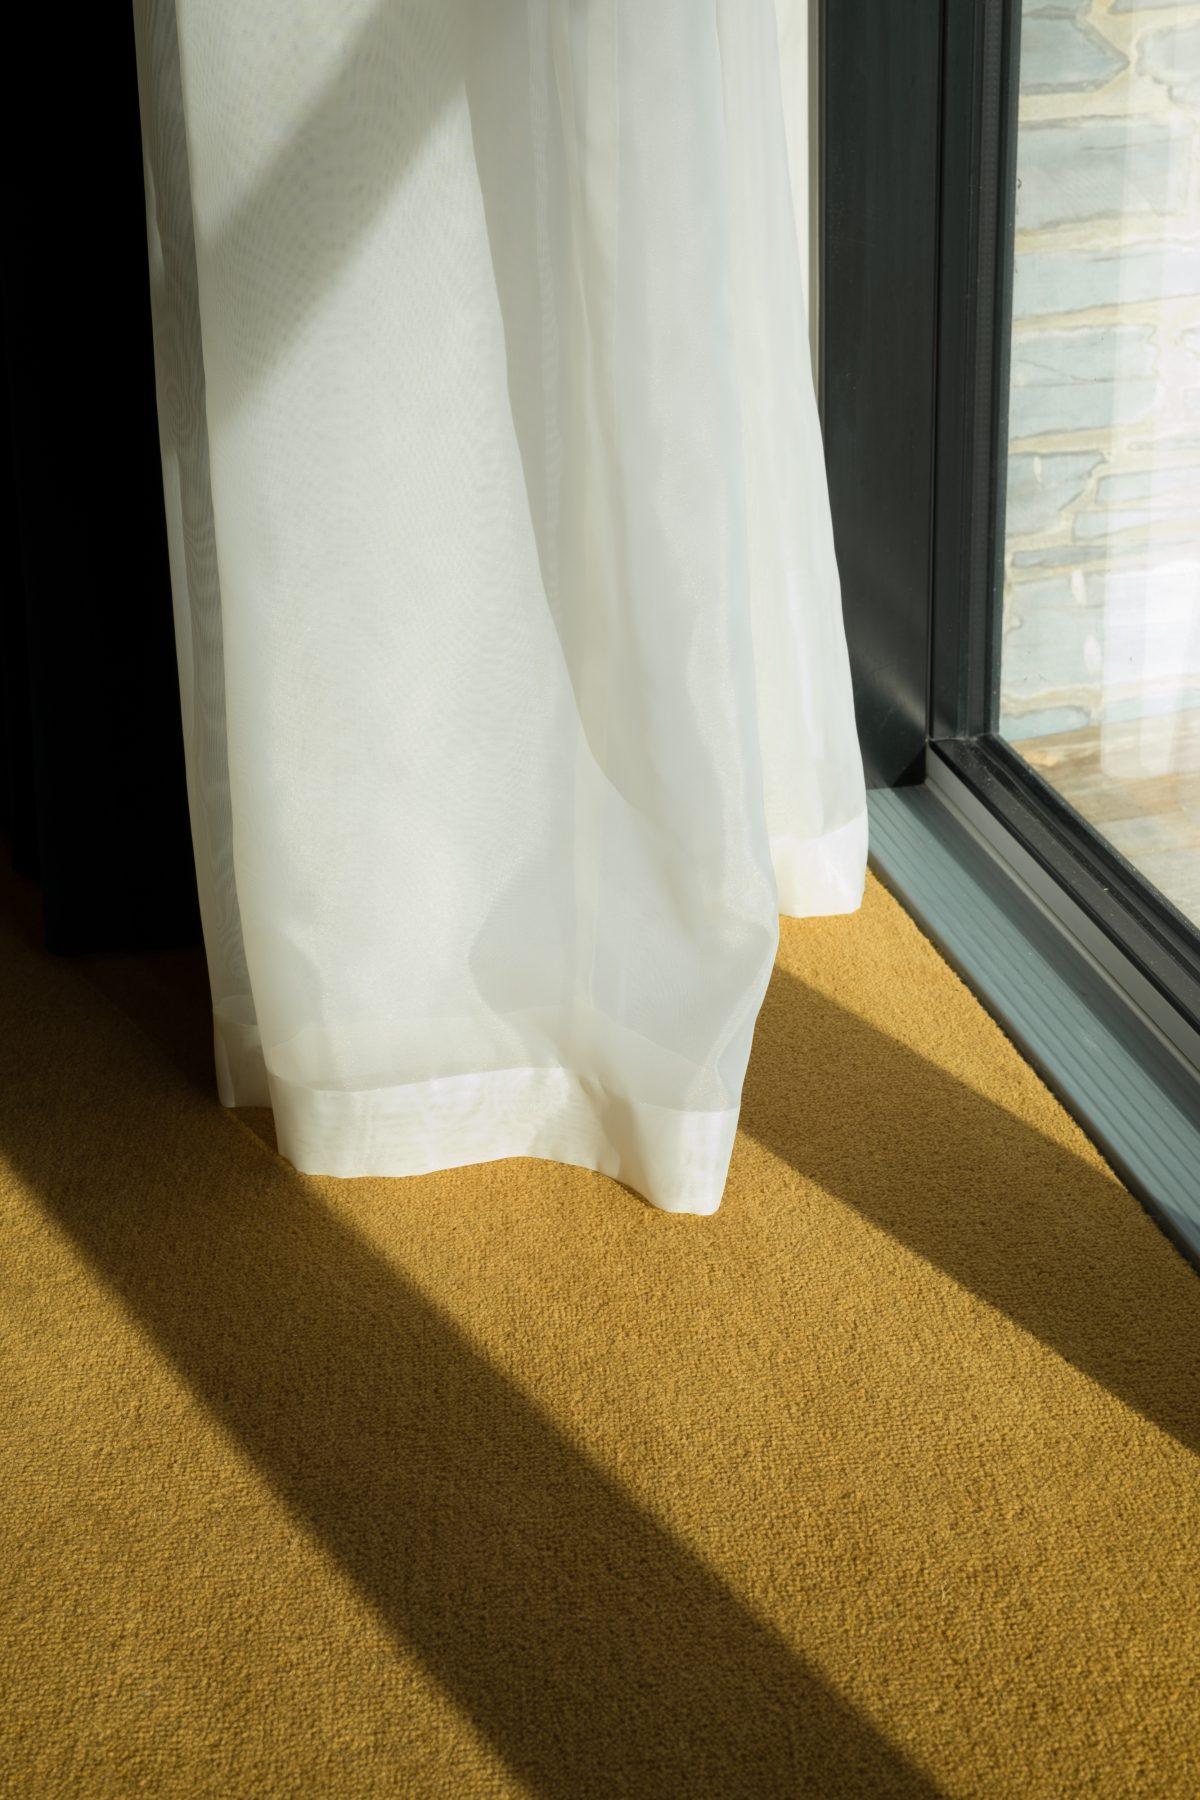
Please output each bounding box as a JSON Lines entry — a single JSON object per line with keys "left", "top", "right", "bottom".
{"left": 1, "top": 866, "right": 1198, "bottom": 1796}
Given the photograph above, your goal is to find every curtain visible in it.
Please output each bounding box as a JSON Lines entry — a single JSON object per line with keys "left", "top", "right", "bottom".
{"left": 132, "top": 0, "right": 867, "bottom": 1216}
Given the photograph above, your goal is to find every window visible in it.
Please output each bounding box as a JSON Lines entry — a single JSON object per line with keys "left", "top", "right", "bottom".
{"left": 999, "top": 0, "right": 1200, "bottom": 933}
{"left": 821, "top": 0, "right": 1200, "bottom": 1044}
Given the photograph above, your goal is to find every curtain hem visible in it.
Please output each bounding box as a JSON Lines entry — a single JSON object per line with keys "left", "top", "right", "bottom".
{"left": 771, "top": 807, "right": 869, "bottom": 919}
{"left": 263, "top": 1062, "right": 737, "bottom": 1215}
{"left": 210, "top": 808, "right": 870, "bottom": 1211}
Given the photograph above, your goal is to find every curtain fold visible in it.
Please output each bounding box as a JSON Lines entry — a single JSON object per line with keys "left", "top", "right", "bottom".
{"left": 132, "top": 0, "right": 867, "bottom": 1215}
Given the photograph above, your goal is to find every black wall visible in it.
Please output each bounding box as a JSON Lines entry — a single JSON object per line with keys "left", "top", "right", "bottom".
{"left": 0, "top": 12, "right": 199, "bottom": 952}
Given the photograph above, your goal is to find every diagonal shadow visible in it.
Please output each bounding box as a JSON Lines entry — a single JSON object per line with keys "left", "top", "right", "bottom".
{"left": 0, "top": 893, "right": 940, "bottom": 1799}
{"left": 177, "top": 0, "right": 506, "bottom": 417}
{"left": 740, "top": 963, "right": 1200, "bottom": 1461}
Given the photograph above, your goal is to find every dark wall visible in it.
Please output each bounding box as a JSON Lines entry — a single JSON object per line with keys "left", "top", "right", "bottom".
{"left": 0, "top": 12, "right": 199, "bottom": 952}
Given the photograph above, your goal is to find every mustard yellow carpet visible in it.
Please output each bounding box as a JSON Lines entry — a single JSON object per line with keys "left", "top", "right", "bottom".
{"left": 2, "top": 865, "right": 1198, "bottom": 1797}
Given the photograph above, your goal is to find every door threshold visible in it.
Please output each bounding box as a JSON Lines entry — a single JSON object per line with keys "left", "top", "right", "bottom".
{"left": 866, "top": 782, "right": 1200, "bottom": 1275}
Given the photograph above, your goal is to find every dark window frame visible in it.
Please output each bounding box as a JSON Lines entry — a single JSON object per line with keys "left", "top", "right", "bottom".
{"left": 820, "top": 0, "right": 1200, "bottom": 1041}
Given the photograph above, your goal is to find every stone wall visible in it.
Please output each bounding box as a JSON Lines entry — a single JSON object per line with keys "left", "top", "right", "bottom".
{"left": 1000, "top": 0, "right": 1200, "bottom": 746}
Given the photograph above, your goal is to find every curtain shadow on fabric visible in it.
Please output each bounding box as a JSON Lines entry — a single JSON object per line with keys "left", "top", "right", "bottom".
{"left": 194, "top": 0, "right": 475, "bottom": 421}
{"left": 0, "top": 885, "right": 934, "bottom": 1799}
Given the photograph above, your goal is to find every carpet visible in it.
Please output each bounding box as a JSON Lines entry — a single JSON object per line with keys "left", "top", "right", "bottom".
{"left": 2, "top": 866, "right": 1197, "bottom": 1795}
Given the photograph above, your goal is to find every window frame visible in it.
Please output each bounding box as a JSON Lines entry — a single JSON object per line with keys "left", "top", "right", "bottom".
{"left": 819, "top": 0, "right": 1200, "bottom": 1045}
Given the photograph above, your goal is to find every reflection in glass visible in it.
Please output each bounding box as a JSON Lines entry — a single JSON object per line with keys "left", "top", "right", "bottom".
{"left": 1000, "top": 0, "right": 1200, "bottom": 928}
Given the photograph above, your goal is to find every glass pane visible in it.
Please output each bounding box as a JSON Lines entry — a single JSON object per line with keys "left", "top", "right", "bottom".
{"left": 999, "top": 0, "right": 1200, "bottom": 930}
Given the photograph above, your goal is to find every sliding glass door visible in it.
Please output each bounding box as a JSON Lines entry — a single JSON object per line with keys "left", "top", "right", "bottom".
{"left": 820, "top": 0, "right": 1200, "bottom": 1043}
{"left": 998, "top": 0, "right": 1200, "bottom": 933}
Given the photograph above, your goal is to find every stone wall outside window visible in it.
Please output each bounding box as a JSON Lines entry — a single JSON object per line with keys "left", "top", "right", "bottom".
{"left": 1000, "top": 0, "right": 1200, "bottom": 747}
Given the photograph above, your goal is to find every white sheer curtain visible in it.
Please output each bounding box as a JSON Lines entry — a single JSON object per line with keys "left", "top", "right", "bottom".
{"left": 132, "top": 0, "right": 867, "bottom": 1216}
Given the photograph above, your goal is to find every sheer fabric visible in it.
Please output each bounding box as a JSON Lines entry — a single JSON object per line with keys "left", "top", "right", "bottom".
{"left": 132, "top": 0, "right": 867, "bottom": 1215}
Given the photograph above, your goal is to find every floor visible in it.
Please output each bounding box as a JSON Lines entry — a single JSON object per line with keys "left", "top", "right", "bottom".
{"left": 2, "top": 865, "right": 1199, "bottom": 1795}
